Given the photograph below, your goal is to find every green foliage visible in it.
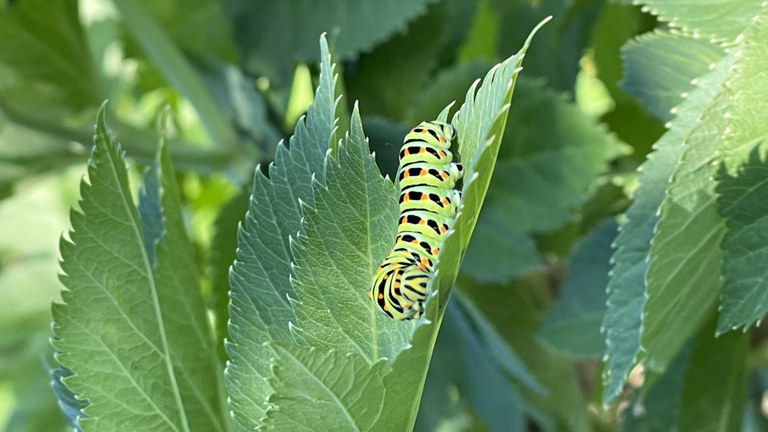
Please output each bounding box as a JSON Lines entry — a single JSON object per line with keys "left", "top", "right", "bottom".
{"left": 225, "top": 0, "right": 436, "bottom": 85}
{"left": 461, "top": 79, "right": 627, "bottom": 283}
{"left": 538, "top": 219, "right": 616, "bottom": 359}
{"left": 604, "top": 2, "right": 768, "bottom": 429}
{"left": 225, "top": 36, "right": 339, "bottom": 430}
{"left": 620, "top": 31, "right": 725, "bottom": 122}
{"left": 52, "top": 109, "right": 225, "bottom": 431}
{"left": 3, "top": 0, "right": 768, "bottom": 430}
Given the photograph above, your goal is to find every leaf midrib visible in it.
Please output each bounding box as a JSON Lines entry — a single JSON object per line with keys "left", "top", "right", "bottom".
{"left": 101, "top": 129, "right": 191, "bottom": 432}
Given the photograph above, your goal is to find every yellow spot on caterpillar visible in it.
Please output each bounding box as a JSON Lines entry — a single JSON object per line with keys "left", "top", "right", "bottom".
{"left": 378, "top": 293, "right": 384, "bottom": 300}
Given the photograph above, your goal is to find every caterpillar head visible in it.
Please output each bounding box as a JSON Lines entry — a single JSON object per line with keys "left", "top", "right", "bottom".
{"left": 409, "top": 121, "right": 456, "bottom": 150}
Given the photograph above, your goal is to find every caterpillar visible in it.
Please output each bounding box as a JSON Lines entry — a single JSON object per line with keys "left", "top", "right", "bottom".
{"left": 369, "top": 120, "right": 463, "bottom": 320}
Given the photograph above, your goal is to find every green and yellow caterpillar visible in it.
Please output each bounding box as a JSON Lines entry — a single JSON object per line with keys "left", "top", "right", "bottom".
{"left": 369, "top": 121, "right": 463, "bottom": 320}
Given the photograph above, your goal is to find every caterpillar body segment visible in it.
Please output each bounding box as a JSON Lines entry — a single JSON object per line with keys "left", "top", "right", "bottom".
{"left": 369, "top": 121, "right": 463, "bottom": 320}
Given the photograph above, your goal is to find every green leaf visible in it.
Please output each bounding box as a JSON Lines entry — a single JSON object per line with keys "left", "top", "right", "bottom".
{"left": 602, "top": 50, "right": 733, "bottom": 404}
{"left": 638, "top": 0, "right": 761, "bottom": 42}
{"left": 676, "top": 323, "right": 748, "bottom": 432}
{"left": 638, "top": 49, "right": 737, "bottom": 371}
{"left": 463, "top": 280, "right": 593, "bottom": 432}
{"left": 643, "top": 9, "right": 768, "bottom": 371}
{"left": 363, "top": 116, "right": 411, "bottom": 179}
{"left": 717, "top": 147, "right": 768, "bottom": 331}
{"left": 461, "top": 79, "right": 627, "bottom": 283}
{"left": 0, "top": 0, "right": 101, "bottom": 114}
{"left": 493, "top": 0, "right": 604, "bottom": 92}
{"left": 140, "top": 0, "right": 237, "bottom": 62}
{"left": 225, "top": 0, "right": 436, "bottom": 85}
{"left": 714, "top": 13, "right": 768, "bottom": 332}
{"left": 262, "top": 344, "right": 388, "bottom": 431}
{"left": 406, "top": 60, "right": 493, "bottom": 126}
{"left": 52, "top": 108, "right": 225, "bottom": 431}
{"left": 457, "top": 293, "right": 543, "bottom": 395}
{"left": 290, "top": 106, "right": 412, "bottom": 360}
{"left": 225, "top": 35, "right": 341, "bottom": 428}
{"left": 346, "top": 3, "right": 444, "bottom": 120}
{"left": 416, "top": 301, "right": 526, "bottom": 432}
{"left": 621, "top": 343, "right": 693, "bottom": 432}
{"left": 460, "top": 216, "right": 541, "bottom": 284}
{"left": 538, "top": 219, "right": 616, "bottom": 359}
{"left": 620, "top": 31, "right": 725, "bottom": 122}
{"left": 152, "top": 140, "right": 228, "bottom": 431}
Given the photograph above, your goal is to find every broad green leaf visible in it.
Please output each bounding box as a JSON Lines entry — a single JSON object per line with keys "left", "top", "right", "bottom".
{"left": 717, "top": 147, "right": 768, "bottom": 331}
{"left": 290, "top": 106, "right": 412, "bottom": 360}
{"left": 52, "top": 108, "right": 224, "bottom": 431}
{"left": 406, "top": 61, "right": 493, "bottom": 126}
{"left": 224, "top": 0, "right": 435, "bottom": 85}
{"left": 714, "top": 13, "right": 768, "bottom": 332}
{"left": 641, "top": 99, "right": 726, "bottom": 372}
{"left": 457, "top": 293, "right": 543, "bottom": 395}
{"left": 621, "top": 344, "right": 693, "bottom": 432}
{"left": 493, "top": 0, "right": 604, "bottom": 92}
{"left": 363, "top": 116, "right": 411, "bottom": 179}
{"left": 602, "top": 51, "right": 733, "bottom": 404}
{"left": 346, "top": 3, "right": 444, "bottom": 120}
{"left": 460, "top": 215, "right": 541, "bottom": 284}
{"left": 461, "top": 79, "right": 627, "bottom": 283}
{"left": 620, "top": 31, "right": 725, "bottom": 122}
{"left": 676, "top": 323, "right": 748, "bottom": 432}
{"left": 638, "top": 0, "right": 760, "bottom": 42}
{"left": 643, "top": 8, "right": 768, "bottom": 370}
{"left": 463, "top": 279, "right": 592, "bottom": 432}
{"left": 0, "top": 0, "right": 101, "bottom": 115}
{"left": 152, "top": 141, "right": 228, "bottom": 431}
{"left": 538, "top": 219, "right": 616, "bottom": 359}
{"left": 225, "top": 35, "right": 341, "bottom": 428}
{"left": 262, "top": 344, "right": 389, "bottom": 431}
{"left": 140, "top": 0, "right": 237, "bottom": 62}
{"left": 416, "top": 301, "right": 526, "bottom": 432}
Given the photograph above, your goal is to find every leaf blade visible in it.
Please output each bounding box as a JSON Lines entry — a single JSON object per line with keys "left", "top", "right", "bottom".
{"left": 52, "top": 108, "right": 190, "bottom": 432}
{"left": 225, "top": 35, "right": 341, "bottom": 428}
{"left": 603, "top": 51, "right": 733, "bottom": 402}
